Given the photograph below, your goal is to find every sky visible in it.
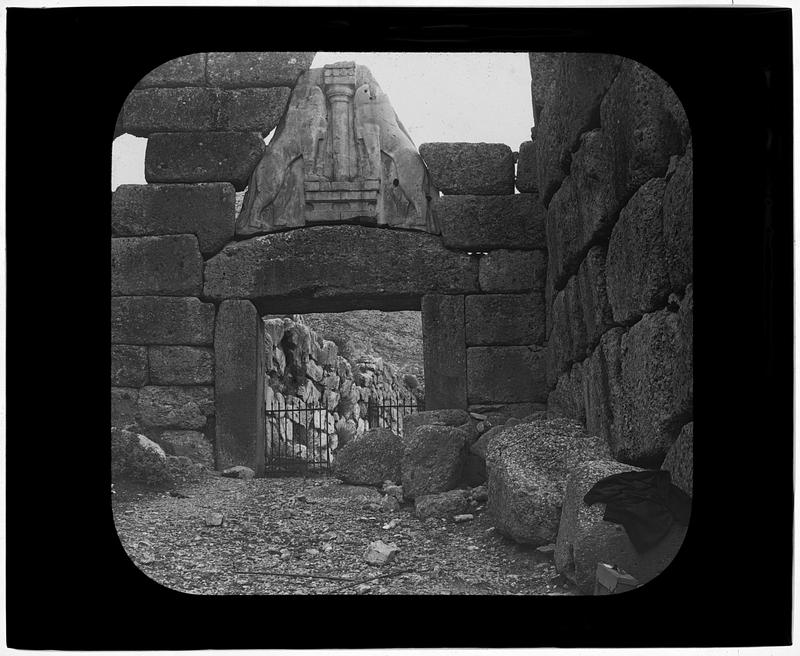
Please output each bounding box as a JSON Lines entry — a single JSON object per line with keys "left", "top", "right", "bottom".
{"left": 111, "top": 52, "right": 533, "bottom": 190}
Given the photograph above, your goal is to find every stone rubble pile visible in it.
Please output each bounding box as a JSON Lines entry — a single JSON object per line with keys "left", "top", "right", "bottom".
{"left": 264, "top": 316, "right": 420, "bottom": 466}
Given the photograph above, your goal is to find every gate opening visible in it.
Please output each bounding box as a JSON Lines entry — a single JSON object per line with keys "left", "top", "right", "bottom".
{"left": 262, "top": 310, "right": 424, "bottom": 477}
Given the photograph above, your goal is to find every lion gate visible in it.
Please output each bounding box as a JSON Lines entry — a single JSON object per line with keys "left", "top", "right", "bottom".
{"left": 111, "top": 52, "right": 548, "bottom": 476}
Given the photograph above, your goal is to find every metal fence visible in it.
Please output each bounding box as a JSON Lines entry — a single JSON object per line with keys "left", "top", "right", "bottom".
{"left": 263, "top": 397, "right": 421, "bottom": 477}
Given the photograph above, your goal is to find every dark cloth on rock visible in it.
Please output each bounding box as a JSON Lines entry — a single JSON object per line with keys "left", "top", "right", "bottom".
{"left": 583, "top": 470, "right": 691, "bottom": 552}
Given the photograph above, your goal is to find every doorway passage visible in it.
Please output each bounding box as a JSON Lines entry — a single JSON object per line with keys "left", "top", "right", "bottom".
{"left": 261, "top": 311, "right": 424, "bottom": 476}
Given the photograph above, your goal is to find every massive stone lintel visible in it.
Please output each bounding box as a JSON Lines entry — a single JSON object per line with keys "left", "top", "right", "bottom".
{"left": 236, "top": 62, "right": 439, "bottom": 236}
{"left": 203, "top": 225, "right": 478, "bottom": 303}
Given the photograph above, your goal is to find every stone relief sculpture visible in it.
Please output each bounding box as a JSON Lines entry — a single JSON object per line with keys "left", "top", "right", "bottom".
{"left": 236, "top": 62, "right": 439, "bottom": 235}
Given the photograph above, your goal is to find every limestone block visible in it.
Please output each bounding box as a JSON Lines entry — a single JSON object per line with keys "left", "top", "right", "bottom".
{"left": 111, "top": 183, "right": 236, "bottom": 255}
{"left": 528, "top": 52, "right": 562, "bottom": 124}
{"left": 122, "top": 88, "right": 220, "bottom": 137}
{"left": 137, "top": 386, "right": 215, "bottom": 429}
{"left": 148, "top": 346, "right": 214, "bottom": 385}
{"left": 401, "top": 424, "right": 468, "bottom": 498}
{"left": 600, "top": 58, "right": 689, "bottom": 208}
{"left": 204, "top": 224, "right": 478, "bottom": 301}
{"left": 663, "top": 141, "right": 693, "bottom": 292}
{"left": 419, "top": 142, "right": 514, "bottom": 195}
{"left": 535, "top": 53, "right": 622, "bottom": 204}
{"left": 467, "top": 402, "right": 547, "bottom": 422}
{"left": 237, "top": 64, "right": 438, "bottom": 236}
{"left": 158, "top": 430, "right": 214, "bottom": 468}
{"left": 547, "top": 361, "right": 586, "bottom": 425}
{"left": 576, "top": 245, "right": 615, "bottom": 347}
{"left": 135, "top": 54, "right": 206, "bottom": 88}
{"left": 111, "top": 345, "right": 148, "bottom": 387}
{"left": 515, "top": 140, "right": 538, "bottom": 193}
{"left": 206, "top": 51, "right": 316, "bottom": 88}
{"left": 614, "top": 285, "right": 693, "bottom": 466}
{"left": 436, "top": 194, "right": 546, "bottom": 250}
{"left": 467, "top": 345, "right": 546, "bottom": 404}
{"left": 414, "top": 489, "right": 471, "bottom": 520}
{"left": 662, "top": 421, "right": 694, "bottom": 497}
{"left": 584, "top": 327, "right": 625, "bottom": 445}
{"left": 403, "top": 408, "right": 470, "bottom": 440}
{"left": 111, "top": 387, "right": 139, "bottom": 426}
{"left": 145, "top": 132, "right": 265, "bottom": 190}
{"left": 465, "top": 293, "right": 545, "bottom": 346}
{"left": 111, "top": 296, "right": 215, "bottom": 345}
{"left": 214, "top": 300, "right": 265, "bottom": 471}
{"left": 479, "top": 249, "right": 546, "bottom": 293}
{"left": 545, "top": 129, "right": 616, "bottom": 289}
{"left": 545, "top": 289, "right": 573, "bottom": 389}
{"left": 217, "top": 87, "right": 291, "bottom": 134}
{"left": 555, "top": 459, "right": 687, "bottom": 594}
{"left": 487, "top": 418, "right": 610, "bottom": 545}
{"left": 422, "top": 295, "right": 467, "bottom": 410}
{"left": 332, "top": 427, "right": 402, "bottom": 486}
{"left": 111, "top": 235, "right": 203, "bottom": 296}
{"left": 606, "top": 178, "right": 670, "bottom": 324}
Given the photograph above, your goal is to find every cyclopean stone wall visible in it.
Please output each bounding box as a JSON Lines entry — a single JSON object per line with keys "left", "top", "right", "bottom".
{"left": 111, "top": 53, "right": 550, "bottom": 474}
{"left": 523, "top": 53, "right": 693, "bottom": 471}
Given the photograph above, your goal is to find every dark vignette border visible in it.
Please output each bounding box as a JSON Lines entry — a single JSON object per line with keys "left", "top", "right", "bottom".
{"left": 6, "top": 6, "right": 792, "bottom": 649}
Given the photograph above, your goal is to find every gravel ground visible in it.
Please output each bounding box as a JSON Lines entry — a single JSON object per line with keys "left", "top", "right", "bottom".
{"left": 112, "top": 474, "right": 579, "bottom": 595}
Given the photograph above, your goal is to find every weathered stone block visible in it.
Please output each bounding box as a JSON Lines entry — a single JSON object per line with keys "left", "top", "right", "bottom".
{"left": 218, "top": 87, "right": 291, "bottom": 134}
{"left": 614, "top": 285, "right": 693, "bottom": 466}
{"left": 158, "top": 430, "right": 214, "bottom": 468}
{"left": 584, "top": 327, "right": 625, "bottom": 445}
{"left": 111, "top": 296, "right": 215, "bottom": 345}
{"left": 206, "top": 52, "right": 316, "bottom": 88}
{"left": 528, "top": 52, "right": 562, "bottom": 124}
{"left": 606, "top": 178, "right": 670, "bottom": 324}
{"left": 547, "top": 361, "right": 585, "bottom": 424}
{"left": 145, "top": 132, "right": 265, "bottom": 190}
{"left": 333, "top": 427, "right": 402, "bottom": 486}
{"left": 467, "top": 345, "right": 546, "bottom": 404}
{"left": 600, "top": 58, "right": 689, "bottom": 209}
{"left": 487, "top": 418, "right": 610, "bottom": 545}
{"left": 215, "top": 300, "right": 265, "bottom": 471}
{"left": 204, "top": 225, "right": 478, "bottom": 302}
{"left": 415, "top": 489, "right": 471, "bottom": 519}
{"left": 465, "top": 293, "right": 545, "bottom": 346}
{"left": 402, "top": 425, "right": 468, "bottom": 498}
{"left": 137, "top": 386, "right": 214, "bottom": 430}
{"left": 555, "top": 459, "right": 687, "bottom": 593}
{"left": 111, "top": 387, "right": 139, "bottom": 426}
{"left": 111, "top": 345, "right": 148, "bottom": 387}
{"left": 662, "top": 421, "right": 693, "bottom": 497}
{"left": 467, "top": 402, "right": 547, "bottom": 422}
{"left": 663, "top": 140, "right": 693, "bottom": 292}
{"left": 545, "top": 289, "right": 572, "bottom": 390}
{"left": 436, "top": 194, "right": 546, "bottom": 250}
{"left": 422, "top": 295, "right": 467, "bottom": 410}
{"left": 536, "top": 53, "right": 622, "bottom": 204}
{"left": 545, "top": 129, "right": 616, "bottom": 289}
{"left": 112, "top": 183, "right": 236, "bottom": 255}
{"left": 111, "top": 235, "right": 203, "bottom": 296}
{"left": 419, "top": 142, "right": 514, "bottom": 195}
{"left": 403, "top": 408, "right": 471, "bottom": 439}
{"left": 515, "top": 140, "right": 538, "bottom": 193}
{"left": 122, "top": 88, "right": 220, "bottom": 137}
{"left": 576, "top": 245, "right": 615, "bottom": 347}
{"left": 479, "top": 249, "right": 546, "bottom": 293}
{"left": 136, "top": 54, "right": 206, "bottom": 88}
{"left": 149, "top": 346, "right": 214, "bottom": 385}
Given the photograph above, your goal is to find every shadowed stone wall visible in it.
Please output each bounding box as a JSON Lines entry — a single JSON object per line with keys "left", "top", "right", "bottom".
{"left": 524, "top": 53, "right": 693, "bottom": 471}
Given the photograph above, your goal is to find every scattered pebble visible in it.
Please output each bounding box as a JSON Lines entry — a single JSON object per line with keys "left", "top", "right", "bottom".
{"left": 454, "top": 514, "right": 474, "bottom": 523}
{"left": 204, "top": 512, "right": 224, "bottom": 527}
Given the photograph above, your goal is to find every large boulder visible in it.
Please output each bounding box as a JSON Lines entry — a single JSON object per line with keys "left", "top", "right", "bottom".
{"left": 469, "top": 425, "right": 505, "bottom": 460}
{"left": 414, "top": 489, "right": 471, "bottom": 520}
{"left": 332, "top": 428, "right": 402, "bottom": 486}
{"left": 487, "top": 418, "right": 610, "bottom": 545}
{"left": 555, "top": 459, "right": 688, "bottom": 594}
{"left": 402, "top": 424, "right": 468, "bottom": 498}
{"left": 111, "top": 428, "right": 172, "bottom": 487}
